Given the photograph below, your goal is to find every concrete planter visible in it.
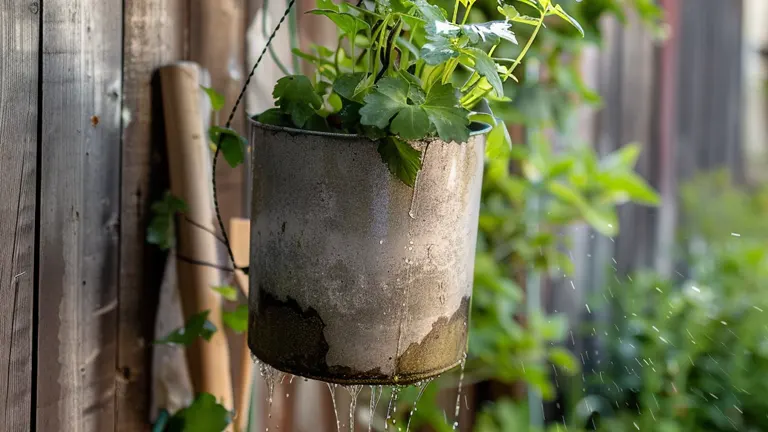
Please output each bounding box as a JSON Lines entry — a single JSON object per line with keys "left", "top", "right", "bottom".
{"left": 247, "top": 119, "right": 486, "bottom": 385}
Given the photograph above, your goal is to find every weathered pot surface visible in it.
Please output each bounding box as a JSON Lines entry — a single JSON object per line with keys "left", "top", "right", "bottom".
{"left": 248, "top": 119, "right": 486, "bottom": 385}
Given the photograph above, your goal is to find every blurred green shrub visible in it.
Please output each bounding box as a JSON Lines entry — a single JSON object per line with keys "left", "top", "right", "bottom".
{"left": 588, "top": 171, "right": 768, "bottom": 432}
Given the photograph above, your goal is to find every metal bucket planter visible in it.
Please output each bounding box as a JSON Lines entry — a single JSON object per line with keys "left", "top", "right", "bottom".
{"left": 247, "top": 119, "right": 487, "bottom": 385}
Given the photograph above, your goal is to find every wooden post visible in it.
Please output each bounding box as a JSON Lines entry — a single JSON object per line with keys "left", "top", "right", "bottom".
{"left": 159, "top": 62, "right": 234, "bottom": 412}
{"left": 230, "top": 218, "right": 254, "bottom": 431}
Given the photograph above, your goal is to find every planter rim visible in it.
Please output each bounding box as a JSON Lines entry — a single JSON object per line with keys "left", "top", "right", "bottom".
{"left": 248, "top": 116, "right": 493, "bottom": 141}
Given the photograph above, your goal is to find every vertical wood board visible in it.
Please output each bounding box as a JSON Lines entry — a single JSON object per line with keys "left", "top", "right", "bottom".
{"left": 119, "top": 0, "right": 187, "bottom": 429}
{"left": 37, "top": 0, "right": 123, "bottom": 429}
{"left": 0, "top": 2, "right": 39, "bottom": 430}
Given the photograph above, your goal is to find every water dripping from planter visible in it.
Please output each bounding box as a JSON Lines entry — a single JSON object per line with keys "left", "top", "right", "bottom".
{"left": 368, "top": 385, "right": 384, "bottom": 432}
{"left": 383, "top": 386, "right": 401, "bottom": 430}
{"left": 345, "top": 385, "right": 364, "bottom": 432}
{"left": 406, "top": 380, "right": 433, "bottom": 432}
{"left": 327, "top": 383, "right": 341, "bottom": 432}
{"left": 452, "top": 353, "right": 468, "bottom": 430}
{"left": 257, "top": 358, "right": 284, "bottom": 430}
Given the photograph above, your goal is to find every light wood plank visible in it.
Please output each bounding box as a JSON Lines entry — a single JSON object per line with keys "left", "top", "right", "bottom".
{"left": 190, "top": 0, "right": 246, "bottom": 226}
{"left": 37, "top": 0, "right": 122, "bottom": 429}
{"left": 119, "top": 0, "right": 187, "bottom": 429}
{"left": 0, "top": 2, "right": 39, "bottom": 430}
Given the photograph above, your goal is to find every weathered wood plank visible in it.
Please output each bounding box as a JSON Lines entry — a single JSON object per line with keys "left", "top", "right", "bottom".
{"left": 0, "top": 2, "right": 39, "bottom": 430}
{"left": 119, "top": 0, "right": 187, "bottom": 429}
{"left": 37, "top": 0, "right": 122, "bottom": 429}
{"left": 190, "top": 0, "right": 246, "bottom": 226}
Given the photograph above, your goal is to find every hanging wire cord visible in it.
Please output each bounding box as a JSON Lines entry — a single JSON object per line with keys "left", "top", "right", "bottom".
{"left": 212, "top": 0, "right": 297, "bottom": 275}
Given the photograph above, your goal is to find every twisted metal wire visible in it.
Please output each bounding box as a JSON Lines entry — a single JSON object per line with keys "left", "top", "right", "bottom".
{"left": 212, "top": 0, "right": 298, "bottom": 275}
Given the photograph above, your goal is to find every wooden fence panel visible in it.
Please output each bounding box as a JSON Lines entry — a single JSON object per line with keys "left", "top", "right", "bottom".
{"left": 119, "top": 0, "right": 188, "bottom": 429}
{"left": 0, "top": 2, "right": 39, "bottom": 430}
{"left": 37, "top": 0, "right": 123, "bottom": 429}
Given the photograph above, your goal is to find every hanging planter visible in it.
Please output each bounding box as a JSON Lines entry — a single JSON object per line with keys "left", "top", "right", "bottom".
{"left": 197, "top": 0, "right": 585, "bottom": 385}
{"left": 247, "top": 120, "right": 489, "bottom": 384}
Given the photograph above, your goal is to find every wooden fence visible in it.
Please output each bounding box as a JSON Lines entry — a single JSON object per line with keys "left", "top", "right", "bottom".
{"left": 0, "top": 0, "right": 756, "bottom": 430}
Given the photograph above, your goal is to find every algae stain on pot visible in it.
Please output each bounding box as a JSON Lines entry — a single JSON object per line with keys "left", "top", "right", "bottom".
{"left": 395, "top": 297, "right": 470, "bottom": 376}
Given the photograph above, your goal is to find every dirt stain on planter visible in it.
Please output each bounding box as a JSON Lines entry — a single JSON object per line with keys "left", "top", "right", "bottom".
{"left": 249, "top": 290, "right": 389, "bottom": 383}
{"left": 249, "top": 289, "right": 328, "bottom": 371}
{"left": 395, "top": 297, "right": 470, "bottom": 378}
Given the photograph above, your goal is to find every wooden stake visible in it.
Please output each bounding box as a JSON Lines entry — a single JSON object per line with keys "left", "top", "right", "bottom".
{"left": 229, "top": 217, "right": 254, "bottom": 432}
{"left": 159, "top": 62, "right": 234, "bottom": 413}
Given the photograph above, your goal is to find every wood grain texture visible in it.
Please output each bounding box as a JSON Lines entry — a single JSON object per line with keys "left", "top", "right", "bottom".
{"left": 37, "top": 0, "right": 122, "bottom": 429}
{"left": 0, "top": 2, "right": 39, "bottom": 430}
{"left": 119, "top": 0, "right": 187, "bottom": 429}
{"left": 190, "top": 0, "right": 246, "bottom": 225}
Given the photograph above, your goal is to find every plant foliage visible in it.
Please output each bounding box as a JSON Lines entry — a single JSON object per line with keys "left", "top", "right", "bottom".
{"left": 254, "top": 0, "right": 584, "bottom": 185}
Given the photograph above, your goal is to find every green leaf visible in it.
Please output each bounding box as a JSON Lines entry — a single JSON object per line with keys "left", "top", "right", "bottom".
{"left": 272, "top": 75, "right": 323, "bottom": 127}
{"left": 465, "top": 48, "right": 504, "bottom": 97}
{"left": 166, "top": 393, "right": 232, "bottom": 432}
{"left": 257, "top": 108, "right": 292, "bottom": 127}
{"left": 360, "top": 77, "right": 410, "bottom": 129}
{"left": 597, "top": 171, "right": 661, "bottom": 206}
{"left": 497, "top": 5, "right": 540, "bottom": 25}
{"left": 155, "top": 310, "right": 217, "bottom": 346}
{"left": 208, "top": 126, "right": 246, "bottom": 168}
{"left": 548, "top": 347, "right": 578, "bottom": 373}
{"left": 146, "top": 192, "right": 187, "bottom": 250}
{"left": 308, "top": 9, "right": 370, "bottom": 36}
{"left": 222, "top": 304, "right": 249, "bottom": 333}
{"left": 601, "top": 142, "right": 641, "bottom": 170}
{"left": 468, "top": 111, "right": 497, "bottom": 128}
{"left": 548, "top": 182, "right": 618, "bottom": 236}
{"left": 515, "top": 0, "right": 543, "bottom": 12}
{"left": 391, "top": 106, "right": 430, "bottom": 140}
{"left": 414, "top": 0, "right": 446, "bottom": 22}
{"left": 550, "top": 4, "right": 584, "bottom": 37}
{"left": 211, "top": 285, "right": 238, "bottom": 301}
{"left": 377, "top": 137, "right": 422, "bottom": 187}
{"left": 485, "top": 120, "right": 512, "bottom": 158}
{"left": 462, "top": 22, "right": 517, "bottom": 45}
{"left": 333, "top": 72, "right": 367, "bottom": 102}
{"left": 423, "top": 83, "right": 470, "bottom": 143}
{"left": 200, "top": 86, "right": 225, "bottom": 111}
{"left": 420, "top": 38, "right": 459, "bottom": 65}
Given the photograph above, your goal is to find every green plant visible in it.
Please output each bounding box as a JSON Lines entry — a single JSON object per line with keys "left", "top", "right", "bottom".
{"left": 587, "top": 172, "right": 768, "bottom": 432}
{"left": 252, "top": 0, "right": 584, "bottom": 186}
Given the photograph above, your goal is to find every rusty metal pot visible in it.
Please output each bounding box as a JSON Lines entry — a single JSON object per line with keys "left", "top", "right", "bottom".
{"left": 247, "top": 119, "right": 487, "bottom": 385}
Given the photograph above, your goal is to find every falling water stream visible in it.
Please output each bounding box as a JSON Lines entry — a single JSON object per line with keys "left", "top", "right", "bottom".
{"left": 368, "top": 385, "right": 384, "bottom": 432}
{"left": 327, "top": 383, "right": 341, "bottom": 432}
{"left": 453, "top": 354, "right": 468, "bottom": 430}
{"left": 405, "top": 380, "right": 432, "bottom": 432}
{"left": 383, "top": 386, "right": 401, "bottom": 430}
{"left": 253, "top": 353, "right": 468, "bottom": 432}
{"left": 345, "top": 385, "right": 364, "bottom": 432}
